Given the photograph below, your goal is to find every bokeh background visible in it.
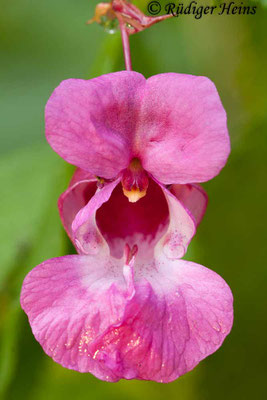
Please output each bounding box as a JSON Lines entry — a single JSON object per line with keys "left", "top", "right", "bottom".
{"left": 0, "top": 0, "right": 266, "bottom": 399}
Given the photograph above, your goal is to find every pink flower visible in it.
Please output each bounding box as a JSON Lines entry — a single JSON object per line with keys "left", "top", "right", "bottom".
{"left": 21, "top": 71, "right": 233, "bottom": 382}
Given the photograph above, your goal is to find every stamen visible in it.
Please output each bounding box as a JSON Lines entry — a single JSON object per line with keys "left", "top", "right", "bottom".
{"left": 96, "top": 176, "right": 105, "bottom": 188}
{"left": 121, "top": 158, "right": 149, "bottom": 203}
{"left": 124, "top": 243, "right": 138, "bottom": 265}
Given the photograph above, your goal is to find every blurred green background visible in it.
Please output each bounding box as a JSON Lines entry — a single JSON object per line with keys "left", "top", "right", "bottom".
{"left": 0, "top": 0, "right": 266, "bottom": 399}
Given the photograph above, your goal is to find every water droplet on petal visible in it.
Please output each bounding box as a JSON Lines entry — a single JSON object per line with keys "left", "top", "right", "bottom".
{"left": 100, "top": 16, "right": 119, "bottom": 34}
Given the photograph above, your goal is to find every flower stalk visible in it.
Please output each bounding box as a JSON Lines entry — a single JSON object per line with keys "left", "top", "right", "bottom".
{"left": 88, "top": 0, "right": 173, "bottom": 70}
{"left": 117, "top": 12, "right": 132, "bottom": 70}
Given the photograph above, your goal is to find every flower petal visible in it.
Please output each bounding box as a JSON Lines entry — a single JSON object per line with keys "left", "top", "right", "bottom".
{"left": 59, "top": 173, "right": 205, "bottom": 259}
{"left": 170, "top": 183, "right": 208, "bottom": 226}
{"left": 69, "top": 168, "right": 95, "bottom": 186}
{"left": 154, "top": 181, "right": 196, "bottom": 259}
{"left": 21, "top": 254, "right": 233, "bottom": 383}
{"left": 45, "top": 72, "right": 146, "bottom": 178}
{"left": 46, "top": 73, "right": 229, "bottom": 184}
{"left": 58, "top": 169, "right": 97, "bottom": 246}
{"left": 20, "top": 254, "right": 134, "bottom": 382}
{"left": 107, "top": 257, "right": 233, "bottom": 382}
{"left": 137, "top": 73, "right": 230, "bottom": 184}
{"left": 96, "top": 177, "right": 169, "bottom": 260}
{"left": 72, "top": 178, "right": 121, "bottom": 255}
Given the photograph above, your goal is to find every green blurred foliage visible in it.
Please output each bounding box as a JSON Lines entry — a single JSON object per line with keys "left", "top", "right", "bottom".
{"left": 0, "top": 0, "right": 266, "bottom": 399}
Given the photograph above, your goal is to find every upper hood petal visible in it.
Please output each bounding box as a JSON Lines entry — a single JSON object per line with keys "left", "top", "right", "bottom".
{"left": 45, "top": 71, "right": 146, "bottom": 179}
{"left": 135, "top": 73, "right": 230, "bottom": 184}
{"left": 46, "top": 72, "right": 229, "bottom": 184}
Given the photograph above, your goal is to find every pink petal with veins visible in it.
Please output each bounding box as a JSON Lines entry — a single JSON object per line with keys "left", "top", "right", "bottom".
{"left": 138, "top": 73, "right": 230, "bottom": 184}
{"left": 71, "top": 178, "right": 121, "bottom": 255}
{"left": 58, "top": 170, "right": 97, "bottom": 247}
{"left": 170, "top": 183, "right": 208, "bottom": 226}
{"left": 21, "top": 251, "right": 233, "bottom": 382}
{"left": 69, "top": 168, "right": 95, "bottom": 186}
{"left": 46, "top": 72, "right": 229, "bottom": 184}
{"left": 136, "top": 73, "right": 230, "bottom": 184}
{"left": 45, "top": 72, "right": 145, "bottom": 179}
{"left": 154, "top": 181, "right": 196, "bottom": 259}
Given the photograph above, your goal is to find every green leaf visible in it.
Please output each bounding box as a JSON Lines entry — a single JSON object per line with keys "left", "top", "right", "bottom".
{"left": 0, "top": 144, "right": 69, "bottom": 397}
{"left": 0, "top": 144, "right": 67, "bottom": 285}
